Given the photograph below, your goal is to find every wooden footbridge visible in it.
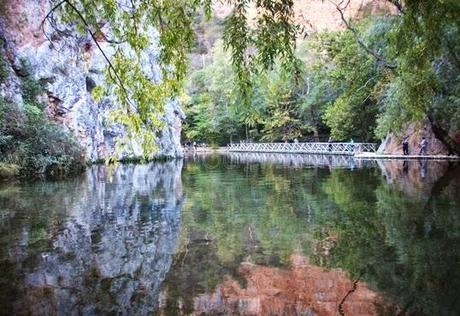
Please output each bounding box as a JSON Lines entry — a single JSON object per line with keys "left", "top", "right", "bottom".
{"left": 227, "top": 142, "right": 376, "bottom": 155}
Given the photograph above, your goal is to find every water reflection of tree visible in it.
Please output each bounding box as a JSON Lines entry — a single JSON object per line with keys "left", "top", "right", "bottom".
{"left": 161, "top": 159, "right": 334, "bottom": 314}
{"left": 317, "top": 166, "right": 460, "bottom": 315}
{"left": 180, "top": 160, "right": 325, "bottom": 265}
{"left": 0, "top": 180, "right": 85, "bottom": 314}
{"left": 161, "top": 157, "right": 460, "bottom": 315}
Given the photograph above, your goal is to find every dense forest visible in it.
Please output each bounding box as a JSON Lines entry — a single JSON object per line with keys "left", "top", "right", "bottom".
{"left": 183, "top": 1, "right": 460, "bottom": 149}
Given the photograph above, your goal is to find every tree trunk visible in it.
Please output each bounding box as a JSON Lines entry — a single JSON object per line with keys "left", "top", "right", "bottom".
{"left": 427, "top": 113, "right": 460, "bottom": 155}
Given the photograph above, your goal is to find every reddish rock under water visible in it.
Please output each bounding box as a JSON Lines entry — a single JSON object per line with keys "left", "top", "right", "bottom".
{"left": 193, "top": 255, "right": 387, "bottom": 316}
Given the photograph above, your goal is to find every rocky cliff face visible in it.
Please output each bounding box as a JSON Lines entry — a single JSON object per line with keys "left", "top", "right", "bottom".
{"left": 0, "top": 0, "right": 184, "bottom": 161}
{"left": 377, "top": 121, "right": 449, "bottom": 155}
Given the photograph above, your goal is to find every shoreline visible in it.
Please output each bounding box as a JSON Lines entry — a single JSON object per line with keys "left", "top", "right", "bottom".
{"left": 354, "top": 152, "right": 460, "bottom": 160}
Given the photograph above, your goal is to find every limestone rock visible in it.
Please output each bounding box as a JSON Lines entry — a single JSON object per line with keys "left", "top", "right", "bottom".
{"left": 0, "top": 0, "right": 184, "bottom": 161}
{"left": 377, "top": 121, "right": 449, "bottom": 155}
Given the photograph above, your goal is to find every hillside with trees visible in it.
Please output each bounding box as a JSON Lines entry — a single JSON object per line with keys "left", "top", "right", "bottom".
{"left": 183, "top": 0, "right": 460, "bottom": 154}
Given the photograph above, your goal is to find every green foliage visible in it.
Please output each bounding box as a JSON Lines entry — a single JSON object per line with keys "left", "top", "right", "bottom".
{"left": 184, "top": 41, "right": 320, "bottom": 144}
{"left": 376, "top": 0, "right": 460, "bottom": 139}
{"left": 16, "top": 58, "right": 45, "bottom": 107}
{"left": 304, "top": 5, "right": 460, "bottom": 143}
{"left": 310, "top": 17, "right": 395, "bottom": 141}
{"left": 187, "top": 15, "right": 421, "bottom": 144}
{"left": 183, "top": 41, "right": 242, "bottom": 144}
{"left": 52, "top": 0, "right": 213, "bottom": 158}
{"left": 257, "top": 70, "right": 311, "bottom": 141}
{"left": 22, "top": 77, "right": 44, "bottom": 106}
{"left": 0, "top": 93, "right": 85, "bottom": 178}
{"left": 0, "top": 56, "right": 82, "bottom": 178}
{"left": 44, "top": 1, "right": 460, "bottom": 149}
{"left": 50, "top": 0, "right": 300, "bottom": 155}
{"left": 91, "top": 85, "right": 104, "bottom": 102}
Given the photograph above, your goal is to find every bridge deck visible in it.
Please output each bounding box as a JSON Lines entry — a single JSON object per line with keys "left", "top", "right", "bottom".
{"left": 228, "top": 142, "right": 376, "bottom": 155}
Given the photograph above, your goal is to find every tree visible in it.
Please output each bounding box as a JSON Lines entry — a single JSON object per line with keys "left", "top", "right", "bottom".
{"left": 257, "top": 69, "right": 308, "bottom": 142}
{"left": 183, "top": 41, "right": 243, "bottom": 145}
{"left": 44, "top": 0, "right": 299, "bottom": 156}
{"left": 45, "top": 0, "right": 460, "bottom": 152}
{"left": 312, "top": 16, "right": 394, "bottom": 142}
{"left": 381, "top": 0, "right": 460, "bottom": 153}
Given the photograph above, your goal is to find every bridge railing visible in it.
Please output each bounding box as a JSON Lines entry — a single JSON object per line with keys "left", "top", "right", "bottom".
{"left": 227, "top": 142, "right": 376, "bottom": 155}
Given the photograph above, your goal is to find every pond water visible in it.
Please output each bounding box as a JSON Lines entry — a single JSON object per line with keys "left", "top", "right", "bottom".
{"left": 0, "top": 153, "right": 459, "bottom": 315}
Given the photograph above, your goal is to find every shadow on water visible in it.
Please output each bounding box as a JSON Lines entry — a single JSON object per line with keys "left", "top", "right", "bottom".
{"left": 0, "top": 154, "right": 459, "bottom": 316}
{"left": 0, "top": 161, "right": 184, "bottom": 315}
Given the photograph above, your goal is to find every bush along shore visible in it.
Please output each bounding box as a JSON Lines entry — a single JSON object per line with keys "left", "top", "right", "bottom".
{"left": 0, "top": 91, "right": 179, "bottom": 181}
{"left": 0, "top": 96, "right": 86, "bottom": 180}
{"left": 0, "top": 81, "right": 177, "bottom": 181}
{"left": 0, "top": 60, "right": 86, "bottom": 180}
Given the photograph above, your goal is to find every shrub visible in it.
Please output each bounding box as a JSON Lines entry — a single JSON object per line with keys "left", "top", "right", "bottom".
{"left": 0, "top": 56, "right": 85, "bottom": 179}
{"left": 22, "top": 77, "right": 44, "bottom": 105}
{"left": 0, "top": 97, "right": 85, "bottom": 179}
{"left": 18, "top": 59, "right": 45, "bottom": 106}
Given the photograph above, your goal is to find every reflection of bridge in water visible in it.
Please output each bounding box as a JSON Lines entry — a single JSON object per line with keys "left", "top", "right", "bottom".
{"left": 223, "top": 152, "right": 377, "bottom": 169}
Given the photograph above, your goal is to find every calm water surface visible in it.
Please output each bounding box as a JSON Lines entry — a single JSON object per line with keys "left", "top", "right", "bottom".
{"left": 0, "top": 153, "right": 459, "bottom": 315}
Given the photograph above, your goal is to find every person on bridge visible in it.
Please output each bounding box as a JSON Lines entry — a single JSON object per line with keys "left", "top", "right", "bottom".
{"left": 348, "top": 138, "right": 354, "bottom": 151}
{"left": 402, "top": 137, "right": 409, "bottom": 155}
{"left": 419, "top": 137, "right": 428, "bottom": 155}
{"left": 328, "top": 136, "right": 333, "bottom": 152}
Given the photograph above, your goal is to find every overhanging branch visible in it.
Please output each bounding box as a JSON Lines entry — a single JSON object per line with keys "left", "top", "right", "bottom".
{"left": 42, "top": 0, "right": 134, "bottom": 112}
{"left": 328, "top": 0, "right": 397, "bottom": 70}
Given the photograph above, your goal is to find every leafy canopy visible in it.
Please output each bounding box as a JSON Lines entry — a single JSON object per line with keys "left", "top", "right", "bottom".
{"left": 50, "top": 0, "right": 299, "bottom": 156}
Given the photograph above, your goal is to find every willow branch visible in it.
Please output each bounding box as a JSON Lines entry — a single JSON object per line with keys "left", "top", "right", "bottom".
{"left": 40, "top": 0, "right": 67, "bottom": 43}
{"left": 42, "top": 0, "right": 134, "bottom": 111}
{"left": 41, "top": 0, "right": 66, "bottom": 30}
{"left": 328, "top": 0, "right": 397, "bottom": 70}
